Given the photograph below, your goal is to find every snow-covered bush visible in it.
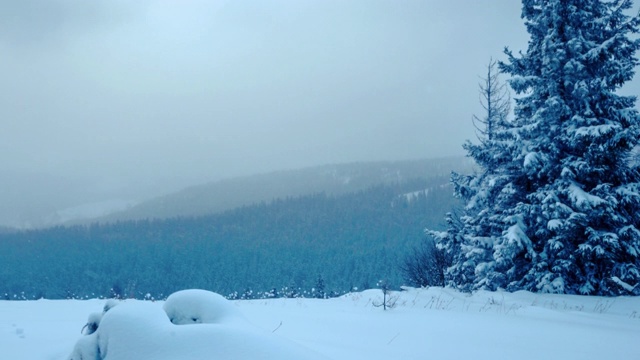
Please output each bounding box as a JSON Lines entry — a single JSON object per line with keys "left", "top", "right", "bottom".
{"left": 163, "top": 289, "right": 243, "bottom": 325}
{"left": 68, "top": 289, "right": 326, "bottom": 360}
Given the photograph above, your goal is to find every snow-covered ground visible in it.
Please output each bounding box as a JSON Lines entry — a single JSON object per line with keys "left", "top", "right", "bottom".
{"left": 1, "top": 287, "right": 638, "bottom": 360}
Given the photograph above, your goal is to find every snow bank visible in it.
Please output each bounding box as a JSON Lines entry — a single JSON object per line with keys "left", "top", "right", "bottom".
{"left": 68, "top": 289, "right": 326, "bottom": 360}
{"left": 163, "top": 289, "right": 244, "bottom": 325}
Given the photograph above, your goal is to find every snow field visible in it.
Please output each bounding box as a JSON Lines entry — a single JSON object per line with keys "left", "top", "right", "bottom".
{"left": 1, "top": 287, "right": 639, "bottom": 360}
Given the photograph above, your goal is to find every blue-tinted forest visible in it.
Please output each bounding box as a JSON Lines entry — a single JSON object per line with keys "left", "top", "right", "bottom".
{"left": 0, "top": 176, "right": 456, "bottom": 300}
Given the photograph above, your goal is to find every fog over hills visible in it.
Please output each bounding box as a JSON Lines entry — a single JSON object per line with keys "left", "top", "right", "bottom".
{"left": 0, "top": 156, "right": 472, "bottom": 229}
{"left": 1, "top": 1, "right": 531, "bottom": 231}
{"left": 85, "top": 156, "right": 472, "bottom": 224}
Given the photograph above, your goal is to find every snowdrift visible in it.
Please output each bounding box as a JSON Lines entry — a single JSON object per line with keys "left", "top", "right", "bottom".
{"left": 68, "top": 289, "right": 325, "bottom": 360}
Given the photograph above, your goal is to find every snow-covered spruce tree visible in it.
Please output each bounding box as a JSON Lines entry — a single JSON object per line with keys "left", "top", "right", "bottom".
{"left": 428, "top": 59, "right": 515, "bottom": 291}
{"left": 497, "top": 0, "right": 640, "bottom": 295}
{"left": 436, "top": 0, "right": 640, "bottom": 295}
{"left": 499, "top": 0, "right": 640, "bottom": 295}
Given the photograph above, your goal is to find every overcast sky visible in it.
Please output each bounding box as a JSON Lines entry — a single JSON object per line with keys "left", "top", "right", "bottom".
{"left": 1, "top": 0, "right": 638, "bottom": 226}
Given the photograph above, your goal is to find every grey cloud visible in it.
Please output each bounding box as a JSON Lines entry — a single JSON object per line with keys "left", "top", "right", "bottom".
{"left": 6, "top": 0, "right": 621, "bottom": 227}
{"left": 0, "top": 0, "right": 138, "bottom": 47}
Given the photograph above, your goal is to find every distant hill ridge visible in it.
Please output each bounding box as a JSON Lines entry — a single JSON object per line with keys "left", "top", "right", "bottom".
{"left": 93, "top": 156, "right": 471, "bottom": 223}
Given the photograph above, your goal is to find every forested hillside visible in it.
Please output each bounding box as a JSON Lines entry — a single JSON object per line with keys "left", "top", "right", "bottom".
{"left": 0, "top": 176, "right": 457, "bottom": 300}
{"left": 92, "top": 157, "right": 470, "bottom": 223}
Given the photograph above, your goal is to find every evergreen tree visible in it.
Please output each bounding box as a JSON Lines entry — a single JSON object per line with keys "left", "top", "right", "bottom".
{"left": 314, "top": 275, "right": 326, "bottom": 299}
{"left": 429, "top": 59, "right": 515, "bottom": 291}
{"left": 471, "top": 58, "right": 512, "bottom": 161}
{"left": 436, "top": 0, "right": 640, "bottom": 296}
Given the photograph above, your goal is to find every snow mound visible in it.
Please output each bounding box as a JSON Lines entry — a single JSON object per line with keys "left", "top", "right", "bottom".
{"left": 68, "top": 289, "right": 327, "bottom": 360}
{"left": 164, "top": 289, "right": 243, "bottom": 325}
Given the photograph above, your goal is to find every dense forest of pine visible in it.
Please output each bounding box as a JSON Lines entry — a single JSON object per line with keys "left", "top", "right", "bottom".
{"left": 0, "top": 176, "right": 456, "bottom": 300}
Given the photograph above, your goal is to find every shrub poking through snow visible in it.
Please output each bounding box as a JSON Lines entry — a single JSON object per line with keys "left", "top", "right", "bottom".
{"left": 372, "top": 280, "right": 397, "bottom": 310}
